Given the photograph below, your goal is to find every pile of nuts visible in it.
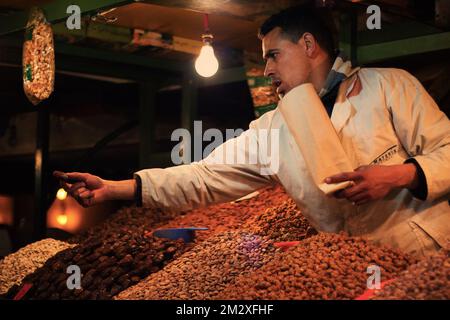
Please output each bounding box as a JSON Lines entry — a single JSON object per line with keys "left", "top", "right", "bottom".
{"left": 216, "top": 233, "right": 418, "bottom": 300}
{"left": 115, "top": 231, "right": 277, "bottom": 300}
{"left": 243, "top": 199, "right": 317, "bottom": 241}
{"left": 0, "top": 239, "right": 75, "bottom": 295}
{"left": 159, "top": 185, "right": 291, "bottom": 243}
{"left": 372, "top": 249, "right": 450, "bottom": 300}
{"left": 4, "top": 229, "right": 188, "bottom": 300}
{"left": 22, "top": 8, "right": 55, "bottom": 105}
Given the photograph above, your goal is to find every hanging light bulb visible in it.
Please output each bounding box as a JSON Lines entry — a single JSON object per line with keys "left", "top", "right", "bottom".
{"left": 56, "top": 188, "right": 67, "bottom": 200}
{"left": 195, "top": 41, "right": 219, "bottom": 77}
{"left": 195, "top": 14, "right": 219, "bottom": 78}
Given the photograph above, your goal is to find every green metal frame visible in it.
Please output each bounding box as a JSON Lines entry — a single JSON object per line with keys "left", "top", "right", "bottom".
{"left": 56, "top": 42, "right": 185, "bottom": 72}
{"left": 0, "top": 36, "right": 185, "bottom": 74}
{"left": 339, "top": 14, "right": 450, "bottom": 66}
{"left": 357, "top": 32, "right": 450, "bottom": 64}
{"left": 339, "top": 11, "right": 358, "bottom": 65}
{"left": 0, "top": 0, "right": 134, "bottom": 36}
{"left": 357, "top": 21, "right": 442, "bottom": 45}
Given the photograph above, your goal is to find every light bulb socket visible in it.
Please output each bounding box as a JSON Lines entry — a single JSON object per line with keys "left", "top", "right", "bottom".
{"left": 201, "top": 33, "right": 214, "bottom": 45}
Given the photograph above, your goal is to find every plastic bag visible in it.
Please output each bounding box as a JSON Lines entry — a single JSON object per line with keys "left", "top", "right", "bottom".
{"left": 23, "top": 7, "right": 55, "bottom": 105}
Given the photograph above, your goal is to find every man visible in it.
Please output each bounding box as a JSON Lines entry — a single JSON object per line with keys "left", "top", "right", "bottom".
{"left": 55, "top": 6, "right": 450, "bottom": 257}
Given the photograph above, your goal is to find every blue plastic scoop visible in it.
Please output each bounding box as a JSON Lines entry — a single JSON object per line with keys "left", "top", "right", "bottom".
{"left": 153, "top": 227, "right": 208, "bottom": 243}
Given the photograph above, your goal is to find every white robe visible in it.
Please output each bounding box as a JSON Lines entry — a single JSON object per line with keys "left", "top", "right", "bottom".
{"left": 136, "top": 68, "right": 450, "bottom": 257}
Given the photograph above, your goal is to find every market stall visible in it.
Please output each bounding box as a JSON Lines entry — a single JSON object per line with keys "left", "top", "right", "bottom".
{"left": 0, "top": 0, "right": 449, "bottom": 302}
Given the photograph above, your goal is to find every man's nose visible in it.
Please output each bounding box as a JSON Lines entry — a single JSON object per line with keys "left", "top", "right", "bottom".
{"left": 264, "top": 61, "right": 274, "bottom": 78}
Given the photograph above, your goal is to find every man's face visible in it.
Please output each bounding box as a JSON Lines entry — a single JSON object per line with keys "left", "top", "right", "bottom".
{"left": 262, "top": 27, "right": 312, "bottom": 98}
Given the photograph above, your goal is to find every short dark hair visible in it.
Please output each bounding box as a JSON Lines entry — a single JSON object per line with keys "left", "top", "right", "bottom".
{"left": 258, "top": 5, "right": 336, "bottom": 57}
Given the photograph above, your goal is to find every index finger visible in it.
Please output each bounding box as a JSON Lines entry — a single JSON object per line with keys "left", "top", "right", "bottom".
{"left": 53, "top": 171, "right": 87, "bottom": 183}
{"left": 54, "top": 171, "right": 77, "bottom": 185}
{"left": 65, "top": 172, "right": 87, "bottom": 183}
{"left": 53, "top": 170, "right": 69, "bottom": 180}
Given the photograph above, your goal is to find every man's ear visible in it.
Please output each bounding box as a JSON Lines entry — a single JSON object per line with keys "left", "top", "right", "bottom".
{"left": 300, "top": 33, "right": 317, "bottom": 58}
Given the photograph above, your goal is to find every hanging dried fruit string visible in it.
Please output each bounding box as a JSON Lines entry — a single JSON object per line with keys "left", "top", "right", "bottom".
{"left": 23, "top": 7, "right": 55, "bottom": 106}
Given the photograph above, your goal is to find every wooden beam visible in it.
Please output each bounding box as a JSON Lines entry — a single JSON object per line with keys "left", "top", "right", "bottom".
{"left": 132, "top": 29, "right": 203, "bottom": 55}
{"left": 139, "top": 0, "right": 306, "bottom": 21}
{"left": 0, "top": 0, "right": 133, "bottom": 36}
{"left": 52, "top": 20, "right": 132, "bottom": 44}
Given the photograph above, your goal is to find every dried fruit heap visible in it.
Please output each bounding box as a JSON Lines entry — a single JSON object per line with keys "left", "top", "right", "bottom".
{"left": 243, "top": 198, "right": 317, "bottom": 241}
{"left": 4, "top": 230, "right": 188, "bottom": 300}
{"left": 160, "top": 185, "right": 291, "bottom": 243}
{"left": 216, "top": 233, "right": 418, "bottom": 300}
{"left": 68, "top": 206, "right": 176, "bottom": 244}
{"left": 115, "top": 231, "right": 277, "bottom": 300}
{"left": 372, "top": 249, "right": 450, "bottom": 300}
